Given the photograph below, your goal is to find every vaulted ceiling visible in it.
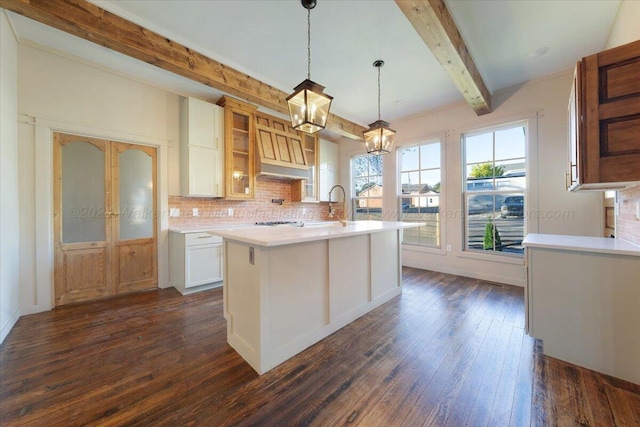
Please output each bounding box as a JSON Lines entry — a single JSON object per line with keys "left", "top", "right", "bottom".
{"left": 1, "top": 0, "right": 620, "bottom": 139}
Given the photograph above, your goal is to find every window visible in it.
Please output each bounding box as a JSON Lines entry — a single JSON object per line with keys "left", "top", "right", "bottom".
{"left": 352, "top": 155, "right": 383, "bottom": 220}
{"left": 463, "top": 122, "right": 526, "bottom": 255}
{"left": 398, "top": 141, "right": 441, "bottom": 247}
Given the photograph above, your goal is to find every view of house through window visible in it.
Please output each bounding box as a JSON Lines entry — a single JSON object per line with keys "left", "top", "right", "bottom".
{"left": 352, "top": 155, "right": 383, "bottom": 220}
{"left": 463, "top": 122, "right": 526, "bottom": 255}
{"left": 398, "top": 141, "right": 441, "bottom": 247}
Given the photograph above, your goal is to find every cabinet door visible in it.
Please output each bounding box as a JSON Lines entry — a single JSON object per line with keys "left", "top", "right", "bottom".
{"left": 227, "top": 109, "right": 255, "bottom": 199}
{"left": 187, "top": 146, "right": 217, "bottom": 196}
{"left": 582, "top": 40, "right": 640, "bottom": 184}
{"left": 567, "top": 62, "right": 582, "bottom": 190}
{"left": 187, "top": 97, "right": 216, "bottom": 149}
{"left": 185, "top": 244, "right": 223, "bottom": 287}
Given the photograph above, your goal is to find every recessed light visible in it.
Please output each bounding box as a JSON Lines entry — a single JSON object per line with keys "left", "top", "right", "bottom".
{"left": 529, "top": 47, "right": 549, "bottom": 58}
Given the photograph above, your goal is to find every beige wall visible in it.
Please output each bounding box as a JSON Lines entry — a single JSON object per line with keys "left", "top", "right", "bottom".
{"left": 605, "top": 0, "right": 640, "bottom": 245}
{"left": 0, "top": 11, "right": 19, "bottom": 343}
{"left": 17, "top": 44, "right": 180, "bottom": 315}
{"left": 341, "top": 71, "right": 603, "bottom": 287}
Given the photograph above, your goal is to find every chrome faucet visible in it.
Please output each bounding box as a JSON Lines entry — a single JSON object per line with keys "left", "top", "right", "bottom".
{"left": 328, "top": 184, "right": 348, "bottom": 226}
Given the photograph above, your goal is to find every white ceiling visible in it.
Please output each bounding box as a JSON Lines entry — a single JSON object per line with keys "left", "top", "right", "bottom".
{"left": 6, "top": 0, "right": 620, "bottom": 131}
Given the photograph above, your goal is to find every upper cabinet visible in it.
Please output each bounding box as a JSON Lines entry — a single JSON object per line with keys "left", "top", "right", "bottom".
{"left": 319, "top": 139, "right": 341, "bottom": 202}
{"left": 291, "top": 134, "right": 318, "bottom": 202}
{"left": 180, "top": 97, "right": 224, "bottom": 197}
{"left": 567, "top": 39, "right": 640, "bottom": 191}
{"left": 218, "top": 96, "right": 258, "bottom": 200}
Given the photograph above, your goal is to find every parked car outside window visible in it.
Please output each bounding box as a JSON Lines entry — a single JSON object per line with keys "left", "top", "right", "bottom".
{"left": 500, "top": 196, "right": 524, "bottom": 218}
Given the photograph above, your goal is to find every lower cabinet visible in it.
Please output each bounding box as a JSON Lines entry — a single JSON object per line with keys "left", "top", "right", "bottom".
{"left": 170, "top": 231, "right": 223, "bottom": 294}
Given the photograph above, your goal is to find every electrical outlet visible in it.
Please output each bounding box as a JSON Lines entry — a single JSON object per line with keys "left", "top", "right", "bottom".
{"left": 169, "top": 208, "right": 180, "bottom": 218}
{"left": 192, "top": 208, "right": 199, "bottom": 217}
{"left": 228, "top": 208, "right": 234, "bottom": 217}
{"left": 446, "top": 244, "right": 452, "bottom": 252}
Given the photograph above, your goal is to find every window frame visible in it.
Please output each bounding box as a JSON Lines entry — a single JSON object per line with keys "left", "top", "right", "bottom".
{"left": 397, "top": 139, "right": 443, "bottom": 249}
{"left": 351, "top": 154, "right": 383, "bottom": 221}
{"left": 461, "top": 120, "right": 528, "bottom": 258}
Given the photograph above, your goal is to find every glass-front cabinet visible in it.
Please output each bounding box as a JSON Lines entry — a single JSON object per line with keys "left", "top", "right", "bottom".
{"left": 218, "top": 96, "right": 258, "bottom": 199}
{"left": 292, "top": 134, "right": 319, "bottom": 202}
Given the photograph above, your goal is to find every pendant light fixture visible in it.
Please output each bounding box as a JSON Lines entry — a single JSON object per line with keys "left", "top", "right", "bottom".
{"left": 363, "top": 60, "right": 396, "bottom": 155}
{"left": 286, "top": 0, "right": 333, "bottom": 134}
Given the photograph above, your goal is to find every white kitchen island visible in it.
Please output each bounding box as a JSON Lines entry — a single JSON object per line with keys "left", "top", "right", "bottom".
{"left": 208, "top": 221, "right": 420, "bottom": 374}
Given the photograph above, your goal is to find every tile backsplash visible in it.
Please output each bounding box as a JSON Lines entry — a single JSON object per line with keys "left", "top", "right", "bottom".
{"left": 617, "top": 186, "right": 640, "bottom": 246}
{"left": 168, "top": 177, "right": 340, "bottom": 227}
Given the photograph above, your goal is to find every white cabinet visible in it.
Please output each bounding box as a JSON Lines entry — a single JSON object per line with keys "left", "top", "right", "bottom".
{"left": 524, "top": 234, "right": 640, "bottom": 384}
{"left": 180, "top": 97, "right": 224, "bottom": 197}
{"left": 170, "top": 231, "right": 223, "bottom": 295}
{"left": 319, "top": 138, "right": 340, "bottom": 202}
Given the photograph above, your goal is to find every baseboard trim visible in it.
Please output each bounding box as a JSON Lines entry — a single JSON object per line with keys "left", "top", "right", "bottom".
{"left": 0, "top": 308, "right": 20, "bottom": 345}
{"left": 401, "top": 260, "right": 525, "bottom": 287}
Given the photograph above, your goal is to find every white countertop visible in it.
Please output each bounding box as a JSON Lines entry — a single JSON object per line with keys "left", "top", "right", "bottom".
{"left": 207, "top": 220, "right": 422, "bottom": 247}
{"left": 523, "top": 233, "right": 640, "bottom": 257}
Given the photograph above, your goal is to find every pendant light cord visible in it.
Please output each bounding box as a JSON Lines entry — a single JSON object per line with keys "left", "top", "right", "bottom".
{"left": 307, "top": 7, "right": 311, "bottom": 80}
{"left": 377, "top": 65, "right": 381, "bottom": 120}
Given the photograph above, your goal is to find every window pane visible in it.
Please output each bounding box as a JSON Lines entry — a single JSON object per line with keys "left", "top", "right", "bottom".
{"left": 353, "top": 156, "right": 369, "bottom": 178}
{"left": 420, "top": 143, "right": 440, "bottom": 170}
{"left": 420, "top": 169, "right": 440, "bottom": 191}
{"left": 400, "top": 146, "right": 419, "bottom": 171}
{"left": 495, "top": 126, "right": 525, "bottom": 161}
{"left": 465, "top": 133, "right": 493, "bottom": 164}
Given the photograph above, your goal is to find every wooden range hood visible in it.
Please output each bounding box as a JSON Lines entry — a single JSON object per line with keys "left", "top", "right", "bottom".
{"left": 254, "top": 113, "right": 310, "bottom": 180}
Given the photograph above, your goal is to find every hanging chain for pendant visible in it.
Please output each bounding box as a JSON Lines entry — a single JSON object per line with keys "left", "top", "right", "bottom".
{"left": 307, "top": 7, "right": 311, "bottom": 80}
{"left": 377, "top": 65, "right": 381, "bottom": 120}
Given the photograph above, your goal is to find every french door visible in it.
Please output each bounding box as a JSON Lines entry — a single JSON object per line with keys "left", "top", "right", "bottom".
{"left": 53, "top": 133, "right": 157, "bottom": 306}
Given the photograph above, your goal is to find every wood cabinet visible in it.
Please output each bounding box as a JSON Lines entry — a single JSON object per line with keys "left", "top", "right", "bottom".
{"left": 319, "top": 138, "right": 341, "bottom": 202}
{"left": 292, "top": 133, "right": 318, "bottom": 202}
{"left": 169, "top": 231, "right": 223, "bottom": 295}
{"left": 567, "top": 39, "right": 640, "bottom": 191}
{"left": 218, "top": 96, "right": 258, "bottom": 199}
{"left": 180, "top": 97, "right": 224, "bottom": 197}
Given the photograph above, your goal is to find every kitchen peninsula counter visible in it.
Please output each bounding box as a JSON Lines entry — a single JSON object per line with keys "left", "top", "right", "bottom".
{"left": 208, "top": 221, "right": 420, "bottom": 374}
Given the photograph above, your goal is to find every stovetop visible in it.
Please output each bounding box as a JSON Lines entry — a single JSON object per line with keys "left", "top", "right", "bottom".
{"left": 255, "top": 221, "right": 304, "bottom": 227}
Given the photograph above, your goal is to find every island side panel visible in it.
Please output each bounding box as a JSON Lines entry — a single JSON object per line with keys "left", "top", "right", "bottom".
{"left": 328, "top": 234, "right": 371, "bottom": 323}
{"left": 370, "top": 230, "right": 401, "bottom": 300}
{"left": 224, "top": 241, "right": 262, "bottom": 372}
{"left": 263, "top": 240, "right": 330, "bottom": 372}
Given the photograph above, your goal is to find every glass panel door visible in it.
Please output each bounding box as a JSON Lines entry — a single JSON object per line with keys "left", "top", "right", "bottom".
{"left": 118, "top": 148, "right": 154, "bottom": 240}
{"left": 61, "top": 141, "right": 106, "bottom": 243}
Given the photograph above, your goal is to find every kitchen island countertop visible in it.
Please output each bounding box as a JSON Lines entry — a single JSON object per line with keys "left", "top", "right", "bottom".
{"left": 208, "top": 220, "right": 420, "bottom": 247}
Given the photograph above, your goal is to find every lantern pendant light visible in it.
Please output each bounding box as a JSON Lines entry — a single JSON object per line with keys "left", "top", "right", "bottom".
{"left": 287, "top": 0, "right": 333, "bottom": 134}
{"left": 364, "top": 60, "right": 396, "bottom": 155}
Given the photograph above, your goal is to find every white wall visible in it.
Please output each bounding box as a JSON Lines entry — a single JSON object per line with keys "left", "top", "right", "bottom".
{"left": 605, "top": 0, "right": 640, "bottom": 49}
{"left": 340, "top": 71, "right": 602, "bottom": 286}
{"left": 0, "top": 11, "right": 20, "bottom": 343}
{"left": 17, "top": 43, "right": 181, "bottom": 315}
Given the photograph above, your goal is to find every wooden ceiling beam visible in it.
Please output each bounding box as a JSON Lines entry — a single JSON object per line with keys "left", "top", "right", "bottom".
{"left": 395, "top": 0, "right": 492, "bottom": 115}
{"left": 0, "top": 0, "right": 366, "bottom": 139}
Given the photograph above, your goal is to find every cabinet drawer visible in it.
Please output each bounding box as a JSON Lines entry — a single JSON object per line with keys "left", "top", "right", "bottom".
{"left": 185, "top": 232, "right": 223, "bottom": 246}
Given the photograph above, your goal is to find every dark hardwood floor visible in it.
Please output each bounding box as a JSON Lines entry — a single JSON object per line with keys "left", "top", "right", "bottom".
{"left": 1, "top": 267, "right": 639, "bottom": 426}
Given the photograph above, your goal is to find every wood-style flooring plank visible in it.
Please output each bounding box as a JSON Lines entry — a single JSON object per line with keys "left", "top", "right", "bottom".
{"left": 1, "top": 268, "right": 638, "bottom": 427}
